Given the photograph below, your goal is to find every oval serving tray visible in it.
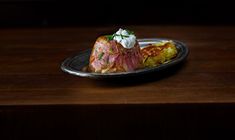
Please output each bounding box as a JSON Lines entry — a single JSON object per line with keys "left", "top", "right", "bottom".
{"left": 61, "top": 38, "right": 189, "bottom": 79}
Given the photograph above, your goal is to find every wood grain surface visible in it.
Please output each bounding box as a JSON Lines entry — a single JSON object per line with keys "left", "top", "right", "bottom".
{"left": 0, "top": 26, "right": 234, "bottom": 105}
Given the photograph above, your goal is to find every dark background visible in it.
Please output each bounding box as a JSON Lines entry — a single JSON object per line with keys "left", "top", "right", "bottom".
{"left": 1, "top": 1, "right": 235, "bottom": 140}
{"left": 1, "top": 104, "right": 235, "bottom": 140}
{"left": 0, "top": 0, "right": 234, "bottom": 27}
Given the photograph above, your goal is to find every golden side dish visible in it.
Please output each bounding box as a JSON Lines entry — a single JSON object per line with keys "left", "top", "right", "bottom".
{"left": 141, "top": 41, "right": 178, "bottom": 67}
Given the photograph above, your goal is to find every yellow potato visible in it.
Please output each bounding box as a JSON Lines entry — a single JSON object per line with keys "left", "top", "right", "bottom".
{"left": 141, "top": 41, "right": 178, "bottom": 67}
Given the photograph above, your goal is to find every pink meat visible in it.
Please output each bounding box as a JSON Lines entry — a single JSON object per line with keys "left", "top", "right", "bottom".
{"left": 89, "top": 36, "right": 143, "bottom": 73}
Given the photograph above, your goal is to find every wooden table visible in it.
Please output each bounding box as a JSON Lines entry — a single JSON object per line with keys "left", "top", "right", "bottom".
{"left": 0, "top": 26, "right": 235, "bottom": 139}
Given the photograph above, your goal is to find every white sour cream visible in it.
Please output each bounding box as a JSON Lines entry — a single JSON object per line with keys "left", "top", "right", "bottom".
{"left": 113, "top": 28, "right": 136, "bottom": 49}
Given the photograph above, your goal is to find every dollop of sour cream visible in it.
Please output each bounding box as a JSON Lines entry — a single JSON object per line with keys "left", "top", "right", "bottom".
{"left": 113, "top": 28, "right": 136, "bottom": 49}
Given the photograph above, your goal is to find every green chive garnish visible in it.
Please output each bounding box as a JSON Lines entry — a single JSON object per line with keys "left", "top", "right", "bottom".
{"left": 98, "top": 52, "right": 104, "bottom": 60}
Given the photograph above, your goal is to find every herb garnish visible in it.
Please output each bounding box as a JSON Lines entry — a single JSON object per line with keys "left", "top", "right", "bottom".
{"left": 106, "top": 35, "right": 114, "bottom": 41}
{"left": 109, "top": 47, "right": 113, "bottom": 54}
{"left": 106, "top": 29, "right": 134, "bottom": 41}
{"left": 98, "top": 52, "right": 104, "bottom": 60}
{"left": 126, "top": 29, "right": 134, "bottom": 35}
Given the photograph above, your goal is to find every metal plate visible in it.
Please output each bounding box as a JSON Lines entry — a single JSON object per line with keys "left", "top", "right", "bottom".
{"left": 61, "top": 38, "right": 189, "bottom": 79}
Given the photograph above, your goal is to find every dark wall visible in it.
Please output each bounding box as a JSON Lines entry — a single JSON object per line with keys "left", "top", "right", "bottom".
{"left": 0, "top": 0, "right": 234, "bottom": 27}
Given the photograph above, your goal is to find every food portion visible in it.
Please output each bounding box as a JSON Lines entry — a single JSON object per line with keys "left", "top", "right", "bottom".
{"left": 141, "top": 41, "right": 178, "bottom": 67}
{"left": 89, "top": 29, "right": 143, "bottom": 73}
{"left": 88, "top": 28, "right": 178, "bottom": 73}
